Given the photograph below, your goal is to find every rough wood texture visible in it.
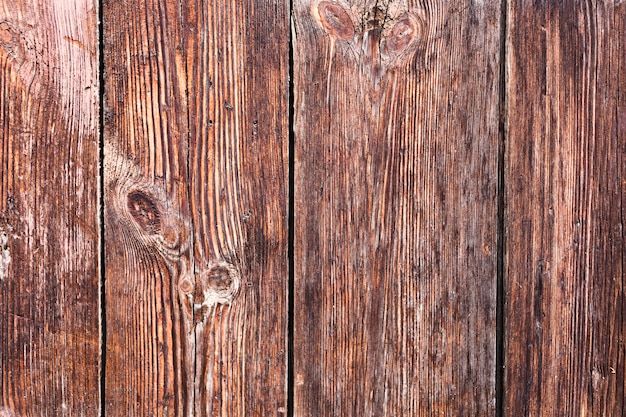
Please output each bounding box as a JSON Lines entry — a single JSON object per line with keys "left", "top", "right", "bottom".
{"left": 504, "top": 1, "right": 625, "bottom": 415}
{"left": 183, "top": 1, "right": 290, "bottom": 415}
{"left": 293, "top": 1, "right": 502, "bottom": 415}
{"left": 0, "top": 0, "right": 100, "bottom": 415}
{"left": 103, "top": 0, "right": 289, "bottom": 415}
{"left": 103, "top": 0, "right": 194, "bottom": 414}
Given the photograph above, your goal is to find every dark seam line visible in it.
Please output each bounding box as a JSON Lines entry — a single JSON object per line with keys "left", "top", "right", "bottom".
{"left": 98, "top": 0, "right": 106, "bottom": 415}
{"left": 616, "top": 10, "right": 624, "bottom": 417}
{"left": 496, "top": 1, "right": 508, "bottom": 416}
{"left": 178, "top": 0, "right": 195, "bottom": 413}
{"left": 287, "top": 1, "right": 296, "bottom": 416}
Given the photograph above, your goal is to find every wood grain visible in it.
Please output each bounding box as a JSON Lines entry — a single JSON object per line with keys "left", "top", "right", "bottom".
{"left": 103, "top": 0, "right": 193, "bottom": 414}
{"left": 293, "top": 0, "right": 502, "bottom": 415}
{"left": 183, "top": 1, "right": 290, "bottom": 416}
{"left": 0, "top": 0, "right": 100, "bottom": 415}
{"left": 103, "top": 0, "right": 289, "bottom": 415}
{"left": 504, "top": 0, "right": 625, "bottom": 415}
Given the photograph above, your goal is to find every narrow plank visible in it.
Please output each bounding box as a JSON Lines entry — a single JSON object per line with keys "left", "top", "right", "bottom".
{"left": 103, "top": 0, "right": 289, "bottom": 415}
{"left": 181, "top": 1, "right": 290, "bottom": 416}
{"left": 103, "top": 0, "right": 196, "bottom": 413}
{"left": 0, "top": 0, "right": 100, "bottom": 415}
{"left": 293, "top": 1, "right": 502, "bottom": 415}
{"left": 504, "top": 1, "right": 625, "bottom": 415}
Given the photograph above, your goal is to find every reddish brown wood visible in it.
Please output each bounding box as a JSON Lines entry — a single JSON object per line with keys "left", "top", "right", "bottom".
{"left": 103, "top": 0, "right": 194, "bottom": 413}
{"left": 504, "top": 1, "right": 625, "bottom": 415}
{"left": 182, "top": 1, "right": 290, "bottom": 415}
{"left": 2, "top": 1, "right": 624, "bottom": 415}
{"left": 103, "top": 0, "right": 289, "bottom": 415}
{"left": 293, "top": 0, "right": 502, "bottom": 415}
{"left": 0, "top": 0, "right": 101, "bottom": 415}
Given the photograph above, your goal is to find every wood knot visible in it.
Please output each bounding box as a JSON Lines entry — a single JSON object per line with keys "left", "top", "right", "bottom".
{"left": 384, "top": 16, "right": 419, "bottom": 55}
{"left": 178, "top": 278, "right": 193, "bottom": 294}
{"left": 127, "top": 191, "right": 161, "bottom": 234}
{"left": 314, "top": 1, "right": 355, "bottom": 40}
{"left": 207, "top": 264, "right": 235, "bottom": 292}
{"left": 195, "top": 262, "right": 240, "bottom": 308}
{"left": 105, "top": 142, "right": 191, "bottom": 265}
{"left": 0, "top": 22, "right": 25, "bottom": 61}
{"left": 309, "top": 2, "right": 436, "bottom": 76}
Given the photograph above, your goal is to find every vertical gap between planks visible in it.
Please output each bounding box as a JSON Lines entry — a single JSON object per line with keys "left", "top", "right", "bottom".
{"left": 496, "top": 0, "right": 508, "bottom": 416}
{"left": 287, "top": 2, "right": 296, "bottom": 416}
{"left": 618, "top": 11, "right": 625, "bottom": 417}
{"left": 98, "top": 0, "right": 107, "bottom": 414}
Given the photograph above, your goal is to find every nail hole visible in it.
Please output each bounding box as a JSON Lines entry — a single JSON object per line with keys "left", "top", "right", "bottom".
{"left": 317, "top": 1, "right": 355, "bottom": 40}
{"left": 127, "top": 191, "right": 161, "bottom": 234}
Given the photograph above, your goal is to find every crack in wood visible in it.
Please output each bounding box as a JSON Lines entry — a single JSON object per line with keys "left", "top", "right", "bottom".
{"left": 0, "top": 230, "right": 10, "bottom": 281}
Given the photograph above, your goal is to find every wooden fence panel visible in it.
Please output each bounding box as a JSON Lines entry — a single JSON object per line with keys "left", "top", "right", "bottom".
{"left": 0, "top": 0, "right": 101, "bottom": 415}
{"left": 505, "top": 1, "right": 625, "bottom": 415}
{"left": 2, "top": 0, "right": 624, "bottom": 415}
{"left": 103, "top": 0, "right": 289, "bottom": 415}
{"left": 293, "top": 1, "right": 502, "bottom": 415}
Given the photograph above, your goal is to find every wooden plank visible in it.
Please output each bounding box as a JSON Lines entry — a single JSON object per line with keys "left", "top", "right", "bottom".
{"left": 182, "top": 1, "right": 290, "bottom": 416}
{"left": 0, "top": 0, "right": 101, "bottom": 415}
{"left": 293, "top": 1, "right": 502, "bottom": 415}
{"left": 504, "top": 0, "right": 625, "bottom": 415}
{"left": 103, "top": 0, "right": 289, "bottom": 415}
{"left": 103, "top": 0, "right": 194, "bottom": 414}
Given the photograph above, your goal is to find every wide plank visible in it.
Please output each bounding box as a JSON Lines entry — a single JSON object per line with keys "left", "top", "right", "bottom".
{"left": 0, "top": 0, "right": 101, "bottom": 415}
{"left": 103, "top": 0, "right": 289, "bottom": 415}
{"left": 504, "top": 1, "right": 625, "bottom": 415}
{"left": 293, "top": 0, "right": 502, "bottom": 415}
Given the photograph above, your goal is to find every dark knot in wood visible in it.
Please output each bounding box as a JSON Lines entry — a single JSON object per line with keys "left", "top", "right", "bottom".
{"left": 178, "top": 278, "right": 193, "bottom": 294}
{"left": 312, "top": 2, "right": 430, "bottom": 73}
{"left": 384, "top": 17, "right": 417, "bottom": 55}
{"left": 105, "top": 142, "right": 191, "bottom": 260}
{"left": 194, "top": 262, "right": 240, "bottom": 310}
{"left": 207, "top": 265, "right": 234, "bottom": 292}
{"left": 316, "top": 1, "right": 355, "bottom": 40}
{"left": 127, "top": 190, "right": 161, "bottom": 234}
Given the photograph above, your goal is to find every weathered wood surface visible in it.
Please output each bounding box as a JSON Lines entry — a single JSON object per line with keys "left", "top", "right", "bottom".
{"left": 103, "top": 0, "right": 289, "bottom": 415}
{"left": 293, "top": 0, "right": 502, "bottom": 415}
{"left": 0, "top": 0, "right": 101, "bottom": 415}
{"left": 504, "top": 0, "right": 625, "bottom": 415}
{"left": 2, "top": 0, "right": 625, "bottom": 415}
{"left": 184, "top": 1, "right": 289, "bottom": 415}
